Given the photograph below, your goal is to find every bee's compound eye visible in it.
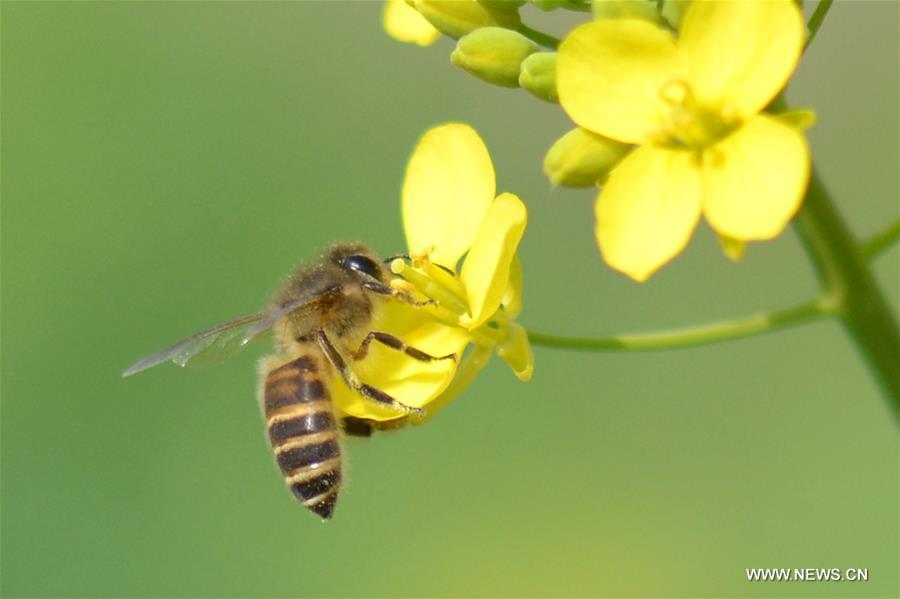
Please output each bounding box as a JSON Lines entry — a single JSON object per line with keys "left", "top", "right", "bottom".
{"left": 343, "top": 254, "right": 381, "bottom": 278}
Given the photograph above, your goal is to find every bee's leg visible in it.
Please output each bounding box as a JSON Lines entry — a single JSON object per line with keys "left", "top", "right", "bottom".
{"left": 340, "top": 416, "right": 374, "bottom": 438}
{"left": 351, "top": 331, "right": 458, "bottom": 363}
{"left": 341, "top": 415, "right": 410, "bottom": 437}
{"left": 361, "top": 280, "right": 435, "bottom": 308}
{"left": 315, "top": 330, "right": 424, "bottom": 416}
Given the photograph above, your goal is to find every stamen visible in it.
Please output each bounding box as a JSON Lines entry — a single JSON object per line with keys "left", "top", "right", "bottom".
{"left": 390, "top": 259, "right": 469, "bottom": 316}
{"left": 658, "top": 79, "right": 691, "bottom": 106}
{"left": 654, "top": 79, "right": 737, "bottom": 150}
{"left": 424, "top": 262, "right": 467, "bottom": 299}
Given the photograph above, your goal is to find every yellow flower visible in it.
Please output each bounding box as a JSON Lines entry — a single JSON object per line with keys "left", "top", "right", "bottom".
{"left": 557, "top": 0, "right": 810, "bottom": 281}
{"left": 383, "top": 0, "right": 440, "bottom": 47}
{"left": 332, "top": 123, "right": 532, "bottom": 424}
{"left": 399, "top": 124, "right": 532, "bottom": 409}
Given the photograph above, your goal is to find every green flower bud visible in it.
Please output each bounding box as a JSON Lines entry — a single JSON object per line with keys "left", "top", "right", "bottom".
{"left": 717, "top": 234, "right": 747, "bottom": 262}
{"left": 478, "top": 0, "right": 526, "bottom": 11}
{"left": 529, "top": 0, "right": 591, "bottom": 11}
{"left": 543, "top": 128, "right": 631, "bottom": 188}
{"left": 451, "top": 27, "right": 538, "bottom": 88}
{"left": 661, "top": 0, "right": 692, "bottom": 29}
{"left": 414, "top": 0, "right": 521, "bottom": 39}
{"left": 775, "top": 108, "right": 817, "bottom": 131}
{"left": 593, "top": 0, "right": 662, "bottom": 23}
{"left": 518, "top": 52, "right": 557, "bottom": 102}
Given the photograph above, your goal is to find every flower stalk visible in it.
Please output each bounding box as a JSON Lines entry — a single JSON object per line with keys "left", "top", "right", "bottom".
{"left": 791, "top": 168, "right": 900, "bottom": 415}
{"left": 805, "top": 0, "right": 834, "bottom": 50}
{"left": 861, "top": 220, "right": 899, "bottom": 260}
{"left": 516, "top": 23, "right": 560, "bottom": 49}
{"left": 526, "top": 298, "right": 831, "bottom": 352}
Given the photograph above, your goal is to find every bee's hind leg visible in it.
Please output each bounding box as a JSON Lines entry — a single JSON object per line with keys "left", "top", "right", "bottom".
{"left": 315, "top": 330, "right": 424, "bottom": 416}
{"left": 340, "top": 416, "right": 374, "bottom": 438}
{"left": 341, "top": 415, "right": 409, "bottom": 437}
{"left": 351, "top": 331, "right": 458, "bottom": 363}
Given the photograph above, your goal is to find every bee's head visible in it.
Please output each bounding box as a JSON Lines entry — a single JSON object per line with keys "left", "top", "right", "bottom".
{"left": 329, "top": 242, "right": 386, "bottom": 282}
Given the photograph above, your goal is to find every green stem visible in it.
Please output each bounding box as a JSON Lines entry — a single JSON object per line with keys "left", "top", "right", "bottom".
{"left": 792, "top": 167, "right": 900, "bottom": 416}
{"left": 804, "top": 0, "right": 834, "bottom": 51}
{"left": 517, "top": 23, "right": 560, "bottom": 50}
{"left": 526, "top": 298, "right": 830, "bottom": 352}
{"left": 861, "top": 220, "right": 900, "bottom": 260}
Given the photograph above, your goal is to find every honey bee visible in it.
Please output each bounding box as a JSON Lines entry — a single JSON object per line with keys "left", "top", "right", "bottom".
{"left": 122, "top": 242, "right": 456, "bottom": 519}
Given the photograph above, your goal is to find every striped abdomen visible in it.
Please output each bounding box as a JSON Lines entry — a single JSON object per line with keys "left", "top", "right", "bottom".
{"left": 262, "top": 353, "right": 341, "bottom": 519}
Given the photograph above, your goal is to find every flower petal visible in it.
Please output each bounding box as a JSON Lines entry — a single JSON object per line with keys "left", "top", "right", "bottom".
{"left": 702, "top": 114, "right": 810, "bottom": 240}
{"left": 331, "top": 301, "right": 471, "bottom": 421}
{"left": 383, "top": 0, "right": 441, "bottom": 46}
{"left": 460, "top": 193, "right": 527, "bottom": 328}
{"left": 557, "top": 19, "right": 678, "bottom": 144}
{"left": 679, "top": 0, "right": 804, "bottom": 119}
{"left": 403, "top": 124, "right": 496, "bottom": 268}
{"left": 417, "top": 344, "right": 493, "bottom": 423}
{"left": 595, "top": 145, "right": 702, "bottom": 281}
{"left": 500, "top": 254, "right": 523, "bottom": 319}
{"left": 497, "top": 321, "right": 533, "bottom": 381}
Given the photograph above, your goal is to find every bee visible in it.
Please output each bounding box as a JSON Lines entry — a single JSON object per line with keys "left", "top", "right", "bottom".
{"left": 122, "top": 242, "right": 456, "bottom": 519}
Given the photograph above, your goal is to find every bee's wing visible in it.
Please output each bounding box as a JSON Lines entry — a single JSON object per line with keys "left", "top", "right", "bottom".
{"left": 121, "top": 312, "right": 265, "bottom": 377}
{"left": 121, "top": 297, "right": 312, "bottom": 378}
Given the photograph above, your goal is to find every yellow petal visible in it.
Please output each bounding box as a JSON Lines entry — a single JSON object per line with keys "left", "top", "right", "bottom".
{"left": 702, "top": 114, "right": 810, "bottom": 240}
{"left": 501, "top": 254, "right": 523, "bottom": 319}
{"left": 557, "top": 19, "right": 678, "bottom": 143}
{"left": 595, "top": 145, "right": 702, "bottom": 281}
{"left": 332, "top": 301, "right": 471, "bottom": 421}
{"left": 679, "top": 0, "right": 804, "bottom": 119}
{"left": 403, "top": 123, "right": 496, "bottom": 268}
{"left": 497, "top": 321, "right": 533, "bottom": 381}
{"left": 460, "top": 193, "right": 527, "bottom": 328}
{"left": 383, "top": 0, "right": 441, "bottom": 46}
{"left": 417, "top": 344, "right": 493, "bottom": 424}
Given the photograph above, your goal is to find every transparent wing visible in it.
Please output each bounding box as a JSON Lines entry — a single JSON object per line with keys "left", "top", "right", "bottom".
{"left": 121, "top": 297, "right": 317, "bottom": 378}
{"left": 122, "top": 312, "right": 266, "bottom": 377}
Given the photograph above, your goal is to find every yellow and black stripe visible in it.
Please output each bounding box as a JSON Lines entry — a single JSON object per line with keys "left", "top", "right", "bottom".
{"left": 263, "top": 354, "right": 341, "bottom": 519}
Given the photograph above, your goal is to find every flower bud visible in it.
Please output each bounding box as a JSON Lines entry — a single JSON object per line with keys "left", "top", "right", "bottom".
{"left": 776, "top": 108, "right": 817, "bottom": 131}
{"left": 717, "top": 234, "right": 747, "bottom": 262}
{"left": 543, "top": 128, "right": 631, "bottom": 188}
{"left": 518, "top": 52, "right": 557, "bottom": 102}
{"left": 384, "top": 0, "right": 441, "bottom": 46}
{"left": 414, "top": 0, "right": 521, "bottom": 39}
{"left": 593, "top": 0, "right": 662, "bottom": 23}
{"left": 478, "top": 0, "right": 526, "bottom": 11}
{"left": 451, "top": 27, "right": 538, "bottom": 88}
{"left": 529, "top": 0, "right": 590, "bottom": 11}
{"left": 661, "top": 0, "right": 691, "bottom": 28}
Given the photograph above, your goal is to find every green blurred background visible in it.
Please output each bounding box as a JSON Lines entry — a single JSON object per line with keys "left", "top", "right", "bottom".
{"left": 2, "top": 2, "right": 897, "bottom": 597}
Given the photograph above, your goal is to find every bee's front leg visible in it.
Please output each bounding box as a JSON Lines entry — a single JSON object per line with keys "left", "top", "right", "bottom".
{"left": 361, "top": 280, "right": 435, "bottom": 308}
